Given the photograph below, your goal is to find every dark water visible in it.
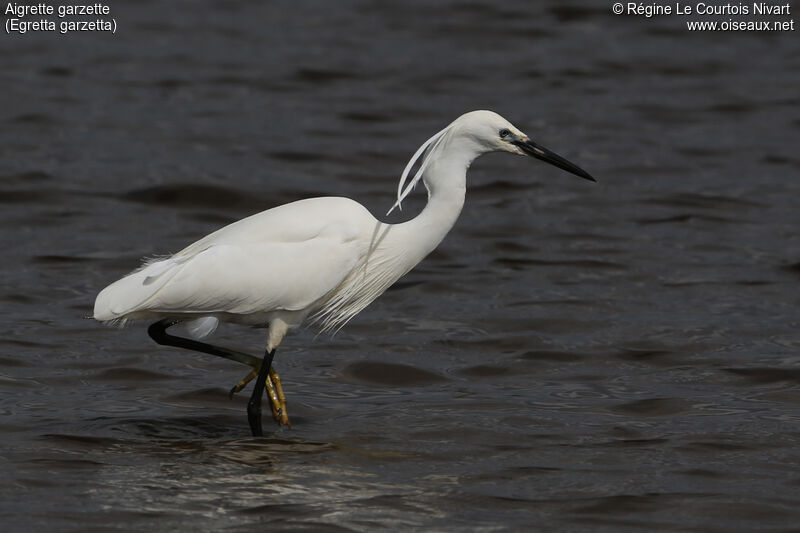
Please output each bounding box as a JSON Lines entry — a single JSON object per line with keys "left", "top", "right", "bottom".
{"left": 2, "top": 1, "right": 800, "bottom": 531}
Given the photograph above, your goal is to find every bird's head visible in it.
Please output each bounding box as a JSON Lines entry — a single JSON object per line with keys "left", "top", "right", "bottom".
{"left": 450, "top": 110, "right": 596, "bottom": 182}
{"left": 388, "top": 110, "right": 595, "bottom": 214}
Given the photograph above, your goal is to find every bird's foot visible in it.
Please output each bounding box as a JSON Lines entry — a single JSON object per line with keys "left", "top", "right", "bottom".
{"left": 240, "top": 364, "right": 290, "bottom": 432}
{"left": 229, "top": 368, "right": 259, "bottom": 399}
{"left": 269, "top": 367, "right": 291, "bottom": 428}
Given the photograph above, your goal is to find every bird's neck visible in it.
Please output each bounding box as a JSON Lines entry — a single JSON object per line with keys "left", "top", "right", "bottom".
{"left": 391, "top": 149, "right": 472, "bottom": 266}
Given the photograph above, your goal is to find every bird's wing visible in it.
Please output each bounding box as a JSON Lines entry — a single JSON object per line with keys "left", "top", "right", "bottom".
{"left": 146, "top": 238, "right": 364, "bottom": 315}
{"left": 176, "top": 197, "right": 367, "bottom": 255}
{"left": 94, "top": 197, "right": 374, "bottom": 322}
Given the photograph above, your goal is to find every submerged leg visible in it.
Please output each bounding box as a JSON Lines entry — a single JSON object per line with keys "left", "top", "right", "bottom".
{"left": 148, "top": 318, "right": 290, "bottom": 435}
{"left": 247, "top": 348, "right": 276, "bottom": 437}
{"left": 230, "top": 363, "right": 290, "bottom": 427}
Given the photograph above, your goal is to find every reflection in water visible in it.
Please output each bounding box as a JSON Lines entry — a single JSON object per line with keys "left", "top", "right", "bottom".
{"left": 79, "top": 435, "right": 447, "bottom": 530}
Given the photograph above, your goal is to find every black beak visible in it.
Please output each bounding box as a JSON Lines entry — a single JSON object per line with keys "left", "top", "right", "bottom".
{"left": 514, "top": 138, "right": 596, "bottom": 182}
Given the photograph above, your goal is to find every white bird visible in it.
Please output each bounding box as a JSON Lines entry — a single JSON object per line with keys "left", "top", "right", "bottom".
{"left": 94, "top": 110, "right": 595, "bottom": 435}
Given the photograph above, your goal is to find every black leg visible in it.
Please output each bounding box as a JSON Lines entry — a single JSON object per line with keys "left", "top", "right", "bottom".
{"left": 147, "top": 319, "right": 262, "bottom": 368}
{"left": 148, "top": 319, "right": 279, "bottom": 435}
{"left": 247, "top": 348, "right": 276, "bottom": 437}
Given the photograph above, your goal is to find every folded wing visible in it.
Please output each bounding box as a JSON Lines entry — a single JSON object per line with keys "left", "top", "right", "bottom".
{"left": 94, "top": 197, "right": 374, "bottom": 324}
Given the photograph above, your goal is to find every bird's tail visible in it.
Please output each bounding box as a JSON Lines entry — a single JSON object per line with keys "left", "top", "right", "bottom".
{"left": 93, "top": 255, "right": 189, "bottom": 323}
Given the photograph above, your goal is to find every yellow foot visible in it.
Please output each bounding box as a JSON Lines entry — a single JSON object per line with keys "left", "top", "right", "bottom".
{"left": 230, "top": 365, "right": 291, "bottom": 427}
{"left": 270, "top": 367, "right": 291, "bottom": 427}
{"left": 229, "top": 368, "right": 258, "bottom": 399}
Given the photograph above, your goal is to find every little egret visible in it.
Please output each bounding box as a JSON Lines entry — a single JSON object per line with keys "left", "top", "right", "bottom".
{"left": 94, "top": 110, "right": 595, "bottom": 436}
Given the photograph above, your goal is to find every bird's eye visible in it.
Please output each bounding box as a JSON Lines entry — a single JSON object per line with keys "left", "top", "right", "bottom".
{"left": 499, "top": 128, "right": 511, "bottom": 138}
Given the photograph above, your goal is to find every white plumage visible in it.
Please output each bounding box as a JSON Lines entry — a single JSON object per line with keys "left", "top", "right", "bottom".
{"left": 95, "top": 109, "right": 594, "bottom": 354}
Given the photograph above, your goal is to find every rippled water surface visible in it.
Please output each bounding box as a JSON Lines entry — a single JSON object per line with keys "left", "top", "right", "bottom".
{"left": 2, "top": 1, "right": 799, "bottom": 531}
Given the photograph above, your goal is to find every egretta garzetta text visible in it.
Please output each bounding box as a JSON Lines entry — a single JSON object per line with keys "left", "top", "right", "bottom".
{"left": 94, "top": 110, "right": 596, "bottom": 436}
